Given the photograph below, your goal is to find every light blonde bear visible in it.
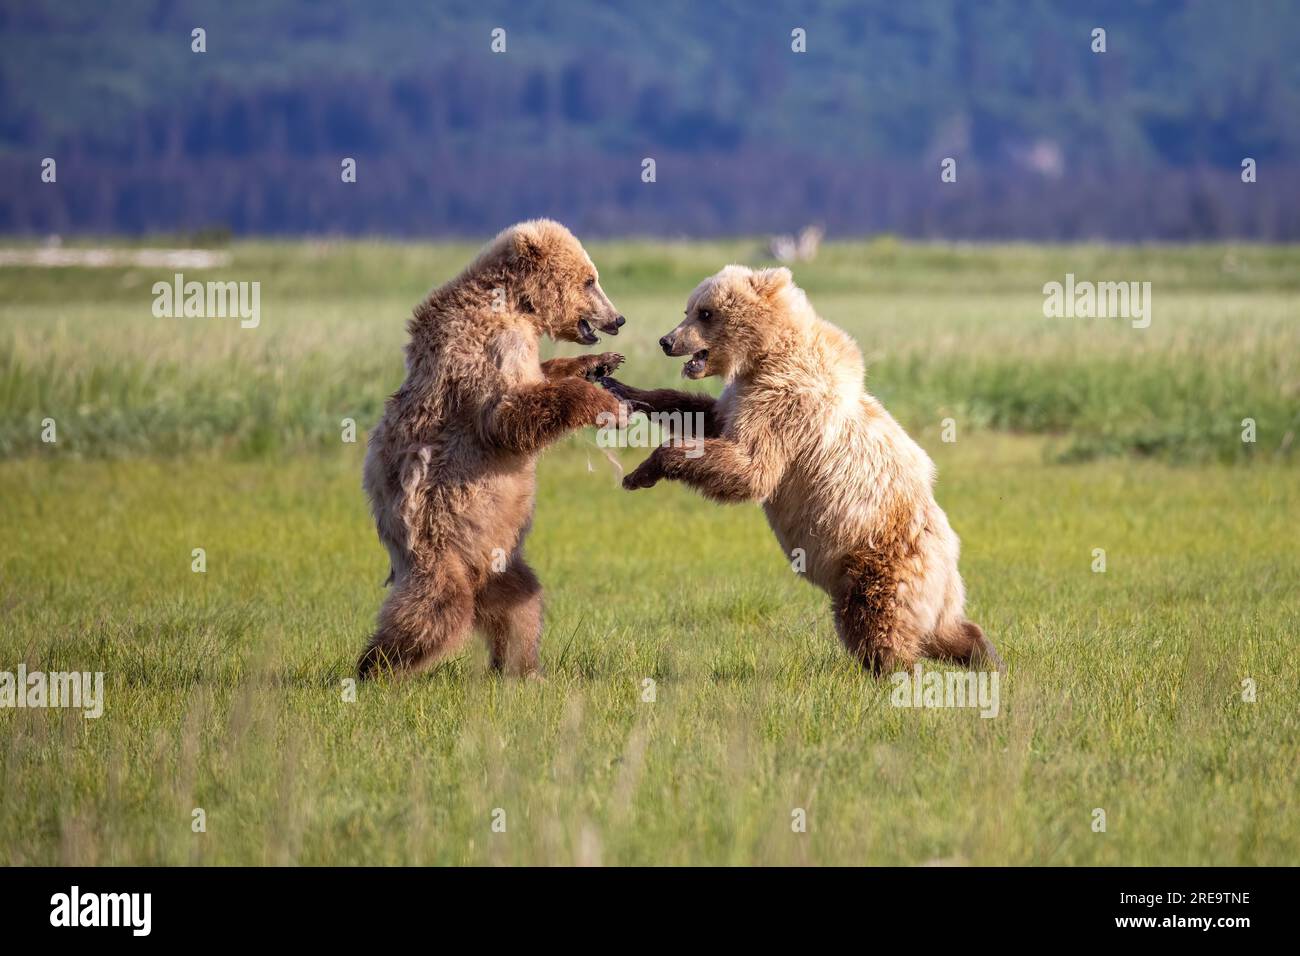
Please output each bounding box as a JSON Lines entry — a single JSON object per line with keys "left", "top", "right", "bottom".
{"left": 605, "top": 265, "right": 1001, "bottom": 674}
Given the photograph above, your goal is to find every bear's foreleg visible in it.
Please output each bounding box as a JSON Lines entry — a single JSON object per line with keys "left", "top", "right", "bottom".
{"left": 484, "top": 379, "right": 621, "bottom": 455}
{"left": 357, "top": 562, "right": 475, "bottom": 679}
{"left": 540, "top": 352, "right": 623, "bottom": 382}
{"left": 599, "top": 377, "right": 721, "bottom": 436}
{"left": 623, "top": 439, "right": 778, "bottom": 502}
{"left": 474, "top": 558, "right": 544, "bottom": 677}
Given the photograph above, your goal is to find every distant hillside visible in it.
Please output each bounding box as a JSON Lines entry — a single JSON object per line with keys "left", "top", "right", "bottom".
{"left": 2, "top": 0, "right": 1298, "bottom": 237}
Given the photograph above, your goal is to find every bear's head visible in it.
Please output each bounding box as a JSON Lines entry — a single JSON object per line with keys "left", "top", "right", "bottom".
{"left": 658, "top": 265, "right": 799, "bottom": 380}
{"left": 490, "top": 219, "right": 625, "bottom": 345}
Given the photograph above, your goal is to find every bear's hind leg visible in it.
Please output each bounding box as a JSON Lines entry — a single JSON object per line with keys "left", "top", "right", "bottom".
{"left": 358, "top": 562, "right": 474, "bottom": 679}
{"left": 474, "top": 559, "right": 544, "bottom": 677}
{"left": 834, "top": 554, "right": 919, "bottom": 676}
{"left": 925, "top": 618, "right": 1004, "bottom": 672}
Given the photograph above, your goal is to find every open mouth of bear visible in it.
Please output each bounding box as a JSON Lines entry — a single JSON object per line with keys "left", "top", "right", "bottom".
{"left": 683, "top": 349, "right": 709, "bottom": 378}
{"left": 576, "top": 318, "right": 600, "bottom": 345}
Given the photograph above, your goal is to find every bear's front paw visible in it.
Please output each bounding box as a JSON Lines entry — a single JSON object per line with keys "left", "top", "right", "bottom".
{"left": 598, "top": 376, "right": 654, "bottom": 415}
{"left": 582, "top": 352, "right": 625, "bottom": 381}
{"left": 621, "top": 470, "right": 657, "bottom": 491}
{"left": 590, "top": 386, "right": 628, "bottom": 427}
{"left": 622, "top": 457, "right": 662, "bottom": 490}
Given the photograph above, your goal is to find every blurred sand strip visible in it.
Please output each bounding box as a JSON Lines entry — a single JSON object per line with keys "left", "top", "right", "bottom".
{"left": 0, "top": 248, "right": 232, "bottom": 268}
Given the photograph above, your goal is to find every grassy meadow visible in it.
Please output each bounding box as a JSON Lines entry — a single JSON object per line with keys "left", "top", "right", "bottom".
{"left": 1, "top": 238, "right": 1297, "bottom": 865}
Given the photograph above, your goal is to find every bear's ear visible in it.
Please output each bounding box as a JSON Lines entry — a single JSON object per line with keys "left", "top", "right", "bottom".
{"left": 748, "top": 266, "right": 793, "bottom": 301}
{"left": 509, "top": 224, "right": 546, "bottom": 265}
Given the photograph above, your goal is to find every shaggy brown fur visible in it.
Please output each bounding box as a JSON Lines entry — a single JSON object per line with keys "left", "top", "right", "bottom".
{"left": 609, "top": 265, "right": 1002, "bottom": 675}
{"left": 359, "top": 219, "right": 627, "bottom": 679}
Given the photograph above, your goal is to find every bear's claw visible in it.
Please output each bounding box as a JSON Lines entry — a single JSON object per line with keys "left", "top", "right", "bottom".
{"left": 583, "top": 352, "right": 624, "bottom": 381}
{"left": 598, "top": 376, "right": 655, "bottom": 415}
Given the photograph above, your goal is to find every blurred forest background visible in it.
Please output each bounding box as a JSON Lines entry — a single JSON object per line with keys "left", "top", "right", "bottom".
{"left": 2, "top": 0, "right": 1298, "bottom": 238}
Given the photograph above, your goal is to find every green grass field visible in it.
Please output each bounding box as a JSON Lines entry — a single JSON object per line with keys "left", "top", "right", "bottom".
{"left": 1, "top": 239, "right": 1297, "bottom": 865}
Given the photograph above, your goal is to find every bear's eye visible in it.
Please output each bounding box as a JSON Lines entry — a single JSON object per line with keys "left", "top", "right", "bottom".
{"left": 698, "top": 308, "right": 713, "bottom": 322}
{"left": 584, "top": 276, "right": 596, "bottom": 289}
